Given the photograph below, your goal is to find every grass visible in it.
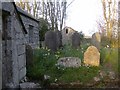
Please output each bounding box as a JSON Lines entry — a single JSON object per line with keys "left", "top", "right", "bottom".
{"left": 27, "top": 42, "right": 118, "bottom": 87}
{"left": 27, "top": 43, "right": 100, "bottom": 84}
{"left": 58, "top": 66, "right": 100, "bottom": 84}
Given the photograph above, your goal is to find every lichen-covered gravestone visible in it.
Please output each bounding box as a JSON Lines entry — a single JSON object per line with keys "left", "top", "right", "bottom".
{"left": 26, "top": 45, "right": 33, "bottom": 68}
{"left": 83, "top": 46, "right": 100, "bottom": 66}
{"left": 57, "top": 57, "right": 81, "bottom": 68}
{"left": 72, "top": 32, "right": 81, "bottom": 48}
{"left": 55, "top": 30, "right": 62, "bottom": 48}
{"left": 45, "top": 31, "right": 57, "bottom": 52}
{"left": 91, "top": 32, "right": 101, "bottom": 50}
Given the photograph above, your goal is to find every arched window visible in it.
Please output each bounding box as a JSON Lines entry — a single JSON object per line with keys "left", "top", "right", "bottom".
{"left": 66, "top": 28, "right": 68, "bottom": 34}
{"left": 29, "top": 25, "right": 34, "bottom": 43}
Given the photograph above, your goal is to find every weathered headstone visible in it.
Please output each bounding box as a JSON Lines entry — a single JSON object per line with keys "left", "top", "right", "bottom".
{"left": 84, "top": 46, "right": 100, "bottom": 66}
{"left": 45, "top": 31, "right": 57, "bottom": 52}
{"left": 26, "top": 45, "right": 34, "bottom": 68}
{"left": 72, "top": 32, "right": 81, "bottom": 48}
{"left": 55, "top": 30, "right": 62, "bottom": 48}
{"left": 57, "top": 57, "right": 81, "bottom": 68}
{"left": 91, "top": 32, "right": 101, "bottom": 50}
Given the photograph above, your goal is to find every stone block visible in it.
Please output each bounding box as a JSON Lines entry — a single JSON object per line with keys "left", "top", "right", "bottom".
{"left": 20, "top": 82, "right": 40, "bottom": 89}
{"left": 57, "top": 57, "right": 81, "bottom": 68}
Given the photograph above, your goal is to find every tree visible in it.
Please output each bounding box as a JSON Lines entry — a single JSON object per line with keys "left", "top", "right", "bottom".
{"left": 96, "top": 19, "right": 106, "bottom": 36}
{"left": 15, "top": 0, "right": 67, "bottom": 31}
{"left": 97, "top": 0, "right": 118, "bottom": 47}
{"left": 101, "top": 0, "right": 117, "bottom": 39}
{"left": 39, "top": 18, "right": 50, "bottom": 41}
{"left": 41, "top": 0, "right": 67, "bottom": 31}
{"left": 15, "top": 0, "right": 39, "bottom": 18}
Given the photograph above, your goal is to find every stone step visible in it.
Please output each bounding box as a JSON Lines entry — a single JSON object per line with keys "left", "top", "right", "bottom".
{"left": 20, "top": 82, "right": 41, "bottom": 90}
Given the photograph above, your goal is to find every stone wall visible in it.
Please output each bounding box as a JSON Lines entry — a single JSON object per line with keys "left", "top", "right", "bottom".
{"left": 0, "top": 2, "right": 2, "bottom": 90}
{"left": 62, "top": 27, "right": 76, "bottom": 45}
{"left": 21, "top": 15, "right": 39, "bottom": 49}
{"left": 2, "top": 2, "right": 40, "bottom": 49}
{"left": 2, "top": 14, "right": 26, "bottom": 88}
{"left": 2, "top": 2, "right": 39, "bottom": 88}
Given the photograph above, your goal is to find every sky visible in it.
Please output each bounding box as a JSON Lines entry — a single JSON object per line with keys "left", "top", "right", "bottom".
{"left": 14, "top": 0, "right": 104, "bottom": 36}
{"left": 66, "top": 0, "right": 103, "bottom": 36}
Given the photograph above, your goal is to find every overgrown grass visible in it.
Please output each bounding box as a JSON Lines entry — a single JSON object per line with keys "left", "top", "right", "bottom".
{"left": 27, "top": 43, "right": 118, "bottom": 87}
{"left": 27, "top": 43, "right": 100, "bottom": 84}
{"left": 58, "top": 66, "right": 100, "bottom": 84}
{"left": 100, "top": 47, "right": 118, "bottom": 73}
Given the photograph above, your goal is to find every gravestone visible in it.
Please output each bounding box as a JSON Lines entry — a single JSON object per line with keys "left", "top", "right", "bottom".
{"left": 55, "top": 30, "right": 62, "bottom": 48}
{"left": 45, "top": 31, "right": 57, "bottom": 52}
{"left": 26, "top": 45, "right": 34, "bottom": 68}
{"left": 72, "top": 32, "right": 81, "bottom": 48}
{"left": 83, "top": 46, "right": 100, "bottom": 66}
{"left": 91, "top": 32, "right": 101, "bottom": 50}
{"left": 57, "top": 57, "right": 81, "bottom": 68}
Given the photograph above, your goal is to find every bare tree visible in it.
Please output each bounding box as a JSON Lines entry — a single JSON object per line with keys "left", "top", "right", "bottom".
{"left": 96, "top": 19, "right": 106, "bottom": 36}
{"left": 41, "top": 0, "right": 67, "bottom": 31}
{"left": 15, "top": 0, "right": 76, "bottom": 31}
{"left": 15, "top": 0, "right": 39, "bottom": 18}
{"left": 101, "top": 0, "right": 117, "bottom": 39}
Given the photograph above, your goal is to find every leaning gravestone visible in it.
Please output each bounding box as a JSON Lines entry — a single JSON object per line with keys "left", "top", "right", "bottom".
{"left": 57, "top": 57, "right": 81, "bottom": 68}
{"left": 26, "top": 45, "right": 34, "bottom": 68}
{"left": 45, "top": 31, "right": 57, "bottom": 52}
{"left": 91, "top": 32, "right": 101, "bottom": 50}
{"left": 72, "top": 32, "right": 81, "bottom": 48}
{"left": 84, "top": 46, "right": 100, "bottom": 66}
{"left": 55, "top": 30, "right": 62, "bottom": 48}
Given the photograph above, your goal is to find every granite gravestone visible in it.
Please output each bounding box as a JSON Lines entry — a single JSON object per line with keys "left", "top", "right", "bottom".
{"left": 55, "top": 30, "right": 62, "bottom": 48}
{"left": 72, "top": 32, "right": 81, "bottom": 48}
{"left": 45, "top": 31, "right": 57, "bottom": 52}
{"left": 91, "top": 32, "right": 101, "bottom": 50}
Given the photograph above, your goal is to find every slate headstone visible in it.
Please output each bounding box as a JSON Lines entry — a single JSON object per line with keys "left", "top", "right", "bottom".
{"left": 45, "top": 31, "right": 57, "bottom": 52}
{"left": 91, "top": 32, "right": 101, "bottom": 50}
{"left": 72, "top": 32, "right": 81, "bottom": 48}
{"left": 55, "top": 30, "right": 62, "bottom": 48}
{"left": 26, "top": 45, "right": 33, "bottom": 68}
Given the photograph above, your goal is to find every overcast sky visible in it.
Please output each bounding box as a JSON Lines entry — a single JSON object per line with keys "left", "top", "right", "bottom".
{"left": 66, "top": 0, "right": 103, "bottom": 36}
{"left": 14, "top": 0, "right": 104, "bottom": 36}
